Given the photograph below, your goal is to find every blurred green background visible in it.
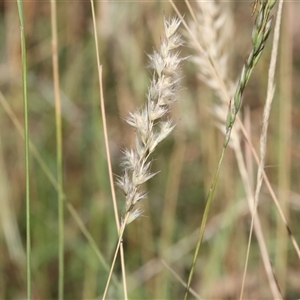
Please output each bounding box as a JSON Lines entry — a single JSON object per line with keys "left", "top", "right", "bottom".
{"left": 0, "top": 1, "right": 299, "bottom": 299}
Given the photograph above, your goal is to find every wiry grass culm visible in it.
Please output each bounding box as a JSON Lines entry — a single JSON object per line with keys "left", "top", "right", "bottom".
{"left": 182, "top": 1, "right": 299, "bottom": 267}
{"left": 16, "top": 1, "right": 31, "bottom": 299}
{"left": 90, "top": 1, "right": 128, "bottom": 298}
{"left": 240, "top": 0, "right": 283, "bottom": 298}
{"left": 102, "top": 17, "right": 184, "bottom": 299}
{"left": 276, "top": 0, "right": 293, "bottom": 293}
{"left": 50, "top": 1, "right": 64, "bottom": 298}
{"left": 181, "top": 0, "right": 297, "bottom": 297}
{"left": 182, "top": 1, "right": 277, "bottom": 299}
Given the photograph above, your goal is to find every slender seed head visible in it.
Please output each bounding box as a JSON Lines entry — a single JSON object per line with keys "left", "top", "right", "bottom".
{"left": 118, "top": 18, "right": 184, "bottom": 224}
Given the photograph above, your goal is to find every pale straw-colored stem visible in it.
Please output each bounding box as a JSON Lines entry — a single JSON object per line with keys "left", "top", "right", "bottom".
{"left": 178, "top": 0, "right": 278, "bottom": 297}
{"left": 16, "top": 2, "right": 31, "bottom": 298}
{"left": 90, "top": 1, "right": 127, "bottom": 298}
{"left": 50, "top": 1, "right": 65, "bottom": 297}
{"left": 240, "top": 1, "right": 284, "bottom": 298}
{"left": 275, "top": 0, "right": 293, "bottom": 293}
{"left": 102, "top": 213, "right": 130, "bottom": 300}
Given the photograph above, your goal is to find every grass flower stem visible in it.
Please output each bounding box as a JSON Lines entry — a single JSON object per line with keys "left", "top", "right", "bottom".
{"left": 224, "top": 0, "right": 277, "bottom": 146}
{"left": 102, "top": 213, "right": 130, "bottom": 300}
{"left": 184, "top": 147, "right": 225, "bottom": 300}
{"left": 17, "top": 1, "right": 31, "bottom": 298}
{"left": 50, "top": 1, "right": 64, "bottom": 298}
{"left": 275, "top": 0, "right": 293, "bottom": 293}
{"left": 240, "top": 1, "right": 284, "bottom": 298}
{"left": 90, "top": 1, "right": 127, "bottom": 298}
{"left": 99, "top": 66, "right": 128, "bottom": 299}
{"left": 234, "top": 139, "right": 281, "bottom": 299}
{"left": 90, "top": 0, "right": 120, "bottom": 232}
{"left": 171, "top": 0, "right": 298, "bottom": 245}
{"left": 238, "top": 113, "right": 300, "bottom": 260}
{"left": 184, "top": 1, "right": 277, "bottom": 298}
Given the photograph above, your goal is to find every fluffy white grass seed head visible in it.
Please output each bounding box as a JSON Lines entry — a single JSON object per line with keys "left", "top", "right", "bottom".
{"left": 187, "top": 0, "right": 240, "bottom": 146}
{"left": 117, "top": 17, "right": 184, "bottom": 225}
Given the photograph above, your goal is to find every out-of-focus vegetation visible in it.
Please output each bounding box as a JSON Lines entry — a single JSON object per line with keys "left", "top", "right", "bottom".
{"left": 0, "top": 1, "right": 299, "bottom": 299}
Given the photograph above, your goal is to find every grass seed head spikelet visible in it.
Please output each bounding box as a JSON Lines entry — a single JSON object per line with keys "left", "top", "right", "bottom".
{"left": 118, "top": 17, "right": 184, "bottom": 224}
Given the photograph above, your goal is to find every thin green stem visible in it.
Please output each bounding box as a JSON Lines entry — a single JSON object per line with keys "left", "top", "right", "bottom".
{"left": 50, "top": 1, "right": 64, "bottom": 298}
{"left": 240, "top": 1, "right": 283, "bottom": 298}
{"left": 184, "top": 1, "right": 277, "bottom": 298}
{"left": 16, "top": 1, "right": 30, "bottom": 299}
{"left": 184, "top": 147, "right": 225, "bottom": 300}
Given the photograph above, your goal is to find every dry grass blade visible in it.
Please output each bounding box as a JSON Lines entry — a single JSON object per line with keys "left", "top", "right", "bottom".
{"left": 90, "top": 1, "right": 127, "bottom": 298}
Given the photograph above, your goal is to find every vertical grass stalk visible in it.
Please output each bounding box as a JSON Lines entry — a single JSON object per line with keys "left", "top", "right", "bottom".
{"left": 184, "top": 1, "right": 277, "bottom": 298}
{"left": 102, "top": 212, "right": 130, "bottom": 300}
{"left": 240, "top": 1, "right": 283, "bottom": 298}
{"left": 90, "top": 1, "right": 127, "bottom": 298}
{"left": 276, "top": 0, "right": 292, "bottom": 293}
{"left": 184, "top": 147, "right": 225, "bottom": 300}
{"left": 173, "top": 3, "right": 299, "bottom": 261}
{"left": 16, "top": 1, "right": 31, "bottom": 298}
{"left": 50, "top": 1, "right": 64, "bottom": 298}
